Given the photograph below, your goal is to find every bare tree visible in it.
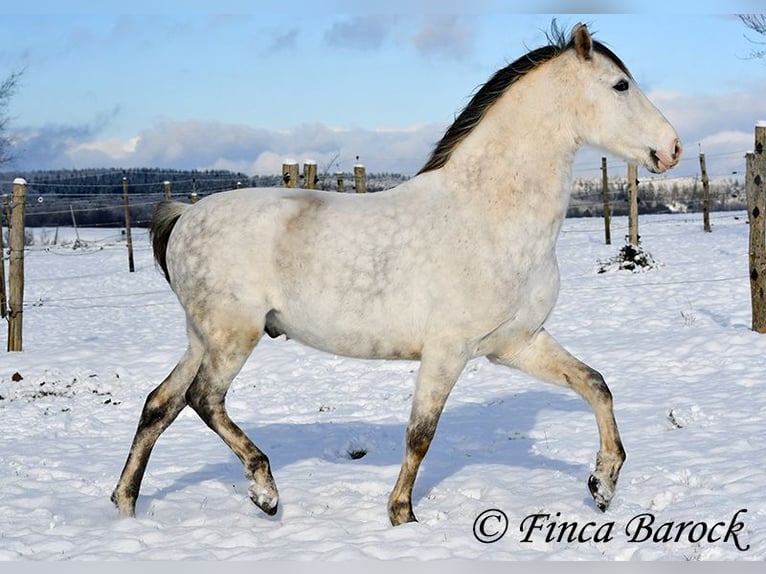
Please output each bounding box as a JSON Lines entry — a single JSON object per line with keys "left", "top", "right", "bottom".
{"left": 739, "top": 14, "right": 766, "bottom": 59}
{"left": 0, "top": 69, "right": 24, "bottom": 167}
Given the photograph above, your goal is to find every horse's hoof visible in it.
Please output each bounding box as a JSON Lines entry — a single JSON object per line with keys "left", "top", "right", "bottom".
{"left": 588, "top": 474, "right": 614, "bottom": 512}
{"left": 111, "top": 489, "right": 136, "bottom": 518}
{"left": 250, "top": 484, "right": 279, "bottom": 516}
{"left": 388, "top": 501, "right": 418, "bottom": 526}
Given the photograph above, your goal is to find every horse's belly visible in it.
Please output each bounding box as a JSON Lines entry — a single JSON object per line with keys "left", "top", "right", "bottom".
{"left": 265, "top": 307, "right": 424, "bottom": 361}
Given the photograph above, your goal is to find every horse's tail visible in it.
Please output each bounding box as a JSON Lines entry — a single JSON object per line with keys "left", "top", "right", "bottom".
{"left": 150, "top": 200, "right": 189, "bottom": 285}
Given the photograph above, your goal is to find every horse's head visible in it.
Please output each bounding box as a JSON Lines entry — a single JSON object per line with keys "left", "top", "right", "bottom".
{"left": 566, "top": 24, "right": 682, "bottom": 174}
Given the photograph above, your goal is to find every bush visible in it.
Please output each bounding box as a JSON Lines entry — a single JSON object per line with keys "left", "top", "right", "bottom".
{"left": 597, "top": 243, "right": 660, "bottom": 273}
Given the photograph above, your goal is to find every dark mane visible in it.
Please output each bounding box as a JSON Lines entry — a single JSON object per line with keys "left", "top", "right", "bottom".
{"left": 418, "top": 25, "right": 631, "bottom": 175}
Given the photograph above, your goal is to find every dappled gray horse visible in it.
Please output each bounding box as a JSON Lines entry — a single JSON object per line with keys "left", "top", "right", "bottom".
{"left": 112, "top": 24, "right": 681, "bottom": 525}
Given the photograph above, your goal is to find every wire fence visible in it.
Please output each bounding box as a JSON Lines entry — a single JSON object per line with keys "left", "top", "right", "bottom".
{"left": 0, "top": 171, "right": 749, "bottom": 231}
{"left": 6, "top": 208, "right": 748, "bottom": 317}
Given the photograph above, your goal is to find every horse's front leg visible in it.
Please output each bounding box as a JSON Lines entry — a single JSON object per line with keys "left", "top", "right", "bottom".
{"left": 489, "top": 328, "right": 626, "bottom": 512}
{"left": 388, "top": 343, "right": 469, "bottom": 526}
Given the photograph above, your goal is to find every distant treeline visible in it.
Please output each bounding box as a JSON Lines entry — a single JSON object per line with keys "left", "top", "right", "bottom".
{"left": 0, "top": 168, "right": 278, "bottom": 197}
{"left": 0, "top": 168, "right": 411, "bottom": 227}
{"left": 0, "top": 168, "right": 747, "bottom": 228}
{"left": 567, "top": 176, "right": 746, "bottom": 218}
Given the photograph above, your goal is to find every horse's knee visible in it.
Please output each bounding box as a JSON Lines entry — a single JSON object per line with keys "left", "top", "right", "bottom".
{"left": 406, "top": 416, "right": 438, "bottom": 459}
{"left": 566, "top": 366, "right": 613, "bottom": 406}
{"left": 139, "top": 384, "right": 186, "bottom": 429}
{"left": 588, "top": 367, "right": 613, "bottom": 402}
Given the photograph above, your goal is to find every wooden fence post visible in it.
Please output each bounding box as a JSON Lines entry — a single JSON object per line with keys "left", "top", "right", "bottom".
{"left": 601, "top": 157, "right": 611, "bottom": 245}
{"left": 700, "top": 152, "right": 711, "bottom": 232}
{"left": 164, "top": 180, "right": 172, "bottom": 200}
{"left": 354, "top": 164, "right": 366, "bottom": 194}
{"left": 190, "top": 177, "right": 199, "bottom": 203}
{"left": 282, "top": 161, "right": 299, "bottom": 188}
{"left": 7, "top": 178, "right": 26, "bottom": 351}
{"left": 747, "top": 124, "right": 766, "bottom": 333}
{"left": 627, "top": 163, "right": 639, "bottom": 246}
{"left": 122, "top": 177, "right": 135, "bottom": 273}
{"left": 0, "top": 198, "right": 6, "bottom": 319}
{"left": 336, "top": 172, "right": 345, "bottom": 193}
{"left": 303, "top": 160, "right": 318, "bottom": 190}
{"left": 69, "top": 205, "right": 82, "bottom": 247}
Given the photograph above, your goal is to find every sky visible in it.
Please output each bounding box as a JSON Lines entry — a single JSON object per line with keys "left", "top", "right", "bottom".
{"left": 2, "top": 1, "right": 766, "bottom": 180}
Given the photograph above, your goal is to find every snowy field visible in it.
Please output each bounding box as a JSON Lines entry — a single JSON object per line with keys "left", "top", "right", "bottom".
{"left": 1, "top": 210, "right": 764, "bottom": 562}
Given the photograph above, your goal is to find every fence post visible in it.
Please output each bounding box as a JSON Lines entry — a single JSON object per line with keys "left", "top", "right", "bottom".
{"left": 601, "top": 157, "right": 611, "bottom": 245}
{"left": 0, "top": 198, "right": 6, "bottom": 319}
{"left": 164, "top": 180, "right": 172, "bottom": 200}
{"left": 747, "top": 124, "right": 766, "bottom": 333}
{"left": 627, "top": 164, "right": 639, "bottom": 246}
{"left": 190, "top": 177, "right": 199, "bottom": 203}
{"left": 700, "top": 152, "right": 711, "bottom": 232}
{"left": 303, "top": 160, "right": 318, "bottom": 190}
{"left": 1, "top": 192, "right": 8, "bottom": 318}
{"left": 7, "top": 178, "right": 26, "bottom": 351}
{"left": 122, "top": 177, "right": 135, "bottom": 273}
{"left": 336, "top": 172, "right": 345, "bottom": 193}
{"left": 282, "top": 160, "right": 299, "bottom": 188}
{"left": 354, "top": 164, "right": 367, "bottom": 194}
{"left": 69, "top": 205, "right": 82, "bottom": 247}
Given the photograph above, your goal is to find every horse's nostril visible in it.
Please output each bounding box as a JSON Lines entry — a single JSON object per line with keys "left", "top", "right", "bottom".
{"left": 673, "top": 138, "right": 682, "bottom": 161}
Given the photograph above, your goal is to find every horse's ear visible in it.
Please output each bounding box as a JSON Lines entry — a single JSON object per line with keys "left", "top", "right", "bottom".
{"left": 573, "top": 23, "right": 593, "bottom": 61}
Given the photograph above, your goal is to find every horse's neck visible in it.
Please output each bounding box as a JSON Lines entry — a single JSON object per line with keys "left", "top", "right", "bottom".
{"left": 441, "top": 101, "right": 578, "bottom": 245}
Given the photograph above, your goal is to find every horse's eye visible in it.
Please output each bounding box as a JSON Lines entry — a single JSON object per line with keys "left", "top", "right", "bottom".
{"left": 613, "top": 79, "right": 629, "bottom": 92}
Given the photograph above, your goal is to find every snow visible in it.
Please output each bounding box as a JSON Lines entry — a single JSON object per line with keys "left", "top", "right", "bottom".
{"left": 1, "top": 211, "right": 764, "bottom": 561}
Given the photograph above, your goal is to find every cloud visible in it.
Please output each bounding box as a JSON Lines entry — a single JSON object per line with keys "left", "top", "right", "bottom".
{"left": 8, "top": 119, "right": 446, "bottom": 176}
{"left": 9, "top": 78, "right": 766, "bottom": 181}
{"left": 10, "top": 123, "right": 96, "bottom": 169}
{"left": 414, "top": 15, "right": 476, "bottom": 61}
{"left": 324, "top": 16, "right": 397, "bottom": 51}
{"left": 265, "top": 27, "right": 299, "bottom": 54}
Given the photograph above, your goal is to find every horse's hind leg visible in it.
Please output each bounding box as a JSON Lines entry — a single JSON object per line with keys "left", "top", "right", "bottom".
{"left": 185, "top": 330, "right": 279, "bottom": 516}
{"left": 112, "top": 336, "right": 203, "bottom": 517}
{"left": 490, "top": 329, "right": 626, "bottom": 512}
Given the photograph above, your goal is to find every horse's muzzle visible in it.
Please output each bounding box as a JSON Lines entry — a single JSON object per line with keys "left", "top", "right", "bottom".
{"left": 651, "top": 138, "right": 682, "bottom": 173}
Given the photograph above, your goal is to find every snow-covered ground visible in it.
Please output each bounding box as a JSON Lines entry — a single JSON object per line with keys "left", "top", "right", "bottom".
{"left": 1, "top": 211, "right": 764, "bottom": 561}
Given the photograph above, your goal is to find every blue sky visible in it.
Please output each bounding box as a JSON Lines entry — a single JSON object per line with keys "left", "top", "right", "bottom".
{"left": 2, "top": 1, "right": 766, "bottom": 179}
